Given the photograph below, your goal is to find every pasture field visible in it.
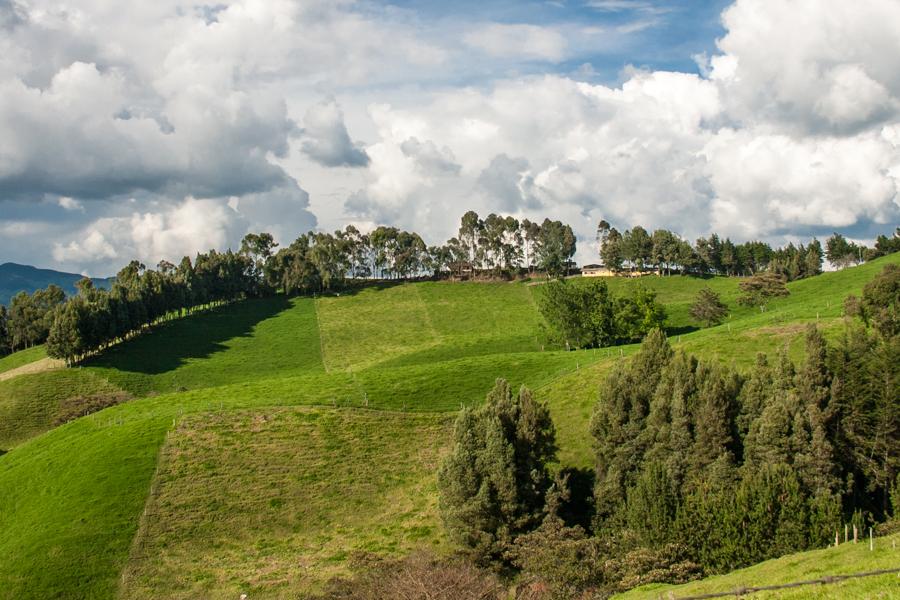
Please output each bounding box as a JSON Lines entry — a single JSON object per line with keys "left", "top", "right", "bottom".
{"left": 0, "top": 252, "right": 896, "bottom": 599}
{"left": 616, "top": 531, "right": 900, "bottom": 599}
{"left": 120, "top": 408, "right": 450, "bottom": 599}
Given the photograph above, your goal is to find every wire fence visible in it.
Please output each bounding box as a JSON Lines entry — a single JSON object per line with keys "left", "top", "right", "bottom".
{"left": 665, "top": 567, "right": 900, "bottom": 599}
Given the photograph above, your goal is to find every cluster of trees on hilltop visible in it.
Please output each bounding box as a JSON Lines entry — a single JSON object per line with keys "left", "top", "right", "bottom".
{"left": 826, "top": 230, "right": 900, "bottom": 268}
{"left": 438, "top": 264, "right": 899, "bottom": 597}
{"left": 598, "top": 223, "right": 900, "bottom": 279}
{"left": 255, "top": 212, "right": 577, "bottom": 295}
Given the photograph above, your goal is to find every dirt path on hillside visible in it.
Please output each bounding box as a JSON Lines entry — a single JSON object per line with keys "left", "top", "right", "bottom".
{"left": 0, "top": 357, "right": 65, "bottom": 382}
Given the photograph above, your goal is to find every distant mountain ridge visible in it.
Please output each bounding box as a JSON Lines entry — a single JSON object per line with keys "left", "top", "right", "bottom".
{"left": 0, "top": 262, "right": 115, "bottom": 306}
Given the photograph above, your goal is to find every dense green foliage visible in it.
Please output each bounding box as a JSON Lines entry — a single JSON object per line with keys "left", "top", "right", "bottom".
{"left": 437, "top": 379, "right": 557, "bottom": 564}
{"left": 589, "top": 279, "right": 898, "bottom": 576}
{"left": 537, "top": 279, "right": 666, "bottom": 348}
{"left": 46, "top": 252, "right": 256, "bottom": 365}
{"left": 736, "top": 271, "right": 790, "bottom": 311}
{"left": 5, "top": 285, "right": 65, "bottom": 351}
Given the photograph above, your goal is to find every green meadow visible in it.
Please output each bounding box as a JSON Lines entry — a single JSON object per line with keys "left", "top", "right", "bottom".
{"left": 0, "top": 252, "right": 896, "bottom": 598}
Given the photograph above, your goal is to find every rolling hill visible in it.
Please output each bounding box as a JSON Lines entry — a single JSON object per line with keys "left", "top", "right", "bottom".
{"left": 0, "top": 253, "right": 897, "bottom": 599}
{"left": 0, "top": 262, "right": 115, "bottom": 306}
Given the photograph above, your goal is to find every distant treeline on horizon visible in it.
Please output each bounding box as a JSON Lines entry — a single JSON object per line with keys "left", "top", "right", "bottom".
{"left": 0, "top": 210, "right": 897, "bottom": 364}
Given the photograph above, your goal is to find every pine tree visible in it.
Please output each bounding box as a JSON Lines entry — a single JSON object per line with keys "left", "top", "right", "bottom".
{"left": 437, "top": 379, "right": 557, "bottom": 564}
{"left": 642, "top": 351, "right": 697, "bottom": 489}
{"left": 689, "top": 287, "right": 729, "bottom": 328}
{"left": 625, "top": 461, "right": 678, "bottom": 546}
{"left": 686, "top": 361, "right": 740, "bottom": 487}
{"left": 591, "top": 329, "right": 672, "bottom": 521}
{"left": 743, "top": 350, "right": 797, "bottom": 471}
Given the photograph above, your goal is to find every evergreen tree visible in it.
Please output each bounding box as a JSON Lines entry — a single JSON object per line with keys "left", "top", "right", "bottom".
{"left": 437, "top": 379, "right": 557, "bottom": 564}
{"left": 686, "top": 361, "right": 741, "bottom": 487}
{"left": 689, "top": 287, "right": 729, "bottom": 327}
{"left": 591, "top": 330, "right": 672, "bottom": 520}
{"left": 625, "top": 461, "right": 678, "bottom": 546}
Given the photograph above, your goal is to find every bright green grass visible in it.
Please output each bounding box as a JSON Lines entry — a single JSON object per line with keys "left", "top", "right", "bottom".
{"left": 0, "top": 345, "right": 46, "bottom": 374}
{"left": 0, "top": 348, "right": 592, "bottom": 599}
{"left": 0, "top": 369, "right": 125, "bottom": 450}
{"left": 84, "top": 296, "right": 323, "bottom": 396}
{"left": 0, "top": 255, "right": 897, "bottom": 599}
{"left": 0, "top": 412, "right": 168, "bottom": 599}
{"left": 315, "top": 283, "right": 440, "bottom": 372}
{"left": 119, "top": 407, "right": 450, "bottom": 599}
{"left": 615, "top": 532, "right": 900, "bottom": 599}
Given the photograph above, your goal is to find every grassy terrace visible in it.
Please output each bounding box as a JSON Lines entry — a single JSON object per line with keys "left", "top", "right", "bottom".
{"left": 0, "top": 253, "right": 896, "bottom": 598}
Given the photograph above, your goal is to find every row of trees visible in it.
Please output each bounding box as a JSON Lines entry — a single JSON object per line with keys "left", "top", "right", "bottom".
{"left": 210, "top": 213, "right": 578, "bottom": 299}
{"left": 597, "top": 223, "right": 900, "bottom": 279}
{"left": 46, "top": 250, "right": 257, "bottom": 365}
{"left": 438, "top": 264, "right": 899, "bottom": 596}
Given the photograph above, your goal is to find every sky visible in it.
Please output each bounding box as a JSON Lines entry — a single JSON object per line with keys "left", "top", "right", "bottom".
{"left": 0, "top": 0, "right": 898, "bottom": 276}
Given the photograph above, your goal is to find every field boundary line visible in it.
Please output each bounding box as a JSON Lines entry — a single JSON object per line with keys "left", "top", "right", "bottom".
{"left": 412, "top": 283, "right": 442, "bottom": 346}
{"left": 116, "top": 425, "right": 175, "bottom": 597}
{"left": 312, "top": 296, "right": 331, "bottom": 373}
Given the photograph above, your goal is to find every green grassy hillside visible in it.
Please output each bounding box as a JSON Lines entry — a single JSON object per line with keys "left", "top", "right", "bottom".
{"left": 0, "top": 369, "right": 125, "bottom": 450}
{"left": 0, "top": 253, "right": 896, "bottom": 599}
{"left": 616, "top": 531, "right": 900, "bottom": 599}
{"left": 0, "top": 345, "right": 46, "bottom": 375}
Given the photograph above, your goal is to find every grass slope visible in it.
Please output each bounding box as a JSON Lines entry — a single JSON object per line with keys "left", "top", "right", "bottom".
{"left": 615, "top": 532, "right": 900, "bottom": 599}
{"left": 0, "top": 345, "right": 46, "bottom": 375}
{"left": 0, "top": 369, "right": 125, "bottom": 450}
{"left": 86, "top": 296, "right": 323, "bottom": 396}
{"left": 0, "top": 255, "right": 897, "bottom": 599}
{"left": 120, "top": 408, "right": 449, "bottom": 599}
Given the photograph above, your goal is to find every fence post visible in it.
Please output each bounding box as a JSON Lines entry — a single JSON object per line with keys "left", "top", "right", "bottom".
{"left": 869, "top": 527, "right": 873, "bottom": 551}
{"left": 853, "top": 524, "right": 858, "bottom": 544}
{"left": 835, "top": 531, "right": 839, "bottom": 547}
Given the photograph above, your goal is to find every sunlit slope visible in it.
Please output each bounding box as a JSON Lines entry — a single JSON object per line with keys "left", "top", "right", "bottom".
{"left": 0, "top": 349, "right": 588, "bottom": 599}
{"left": 0, "top": 257, "right": 896, "bottom": 599}
{"left": 314, "top": 280, "right": 547, "bottom": 371}
{"left": 538, "top": 252, "right": 900, "bottom": 468}
{"left": 0, "top": 369, "right": 126, "bottom": 450}
{"left": 120, "top": 408, "right": 449, "bottom": 599}
{"left": 615, "top": 531, "right": 900, "bottom": 599}
{"left": 0, "top": 345, "right": 46, "bottom": 375}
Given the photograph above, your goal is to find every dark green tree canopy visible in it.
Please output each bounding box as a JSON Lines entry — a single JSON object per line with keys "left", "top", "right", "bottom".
{"left": 437, "top": 379, "right": 557, "bottom": 564}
